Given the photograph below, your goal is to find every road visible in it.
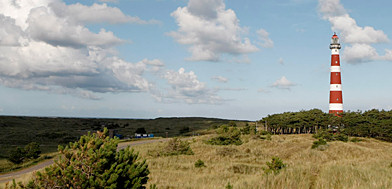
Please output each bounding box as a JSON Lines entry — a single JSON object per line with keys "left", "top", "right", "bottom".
{"left": 0, "top": 138, "right": 169, "bottom": 183}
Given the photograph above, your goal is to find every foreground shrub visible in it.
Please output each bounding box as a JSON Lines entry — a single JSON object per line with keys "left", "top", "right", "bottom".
{"left": 264, "top": 157, "right": 286, "bottom": 175}
{"left": 207, "top": 126, "right": 242, "bottom": 145}
{"left": 164, "top": 138, "right": 194, "bottom": 156}
{"left": 21, "top": 128, "right": 150, "bottom": 189}
{"left": 195, "top": 159, "right": 206, "bottom": 168}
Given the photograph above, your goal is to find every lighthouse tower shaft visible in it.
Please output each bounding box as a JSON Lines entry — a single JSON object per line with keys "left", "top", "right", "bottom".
{"left": 329, "top": 33, "right": 343, "bottom": 115}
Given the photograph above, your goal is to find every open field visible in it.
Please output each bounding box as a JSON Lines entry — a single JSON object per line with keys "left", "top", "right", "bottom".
{"left": 130, "top": 134, "right": 392, "bottom": 189}
{"left": 0, "top": 116, "right": 243, "bottom": 158}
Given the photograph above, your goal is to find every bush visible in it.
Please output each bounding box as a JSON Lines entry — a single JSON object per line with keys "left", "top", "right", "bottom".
{"left": 312, "top": 139, "right": 328, "bottom": 149}
{"left": 350, "top": 137, "right": 363, "bottom": 142}
{"left": 24, "top": 142, "right": 41, "bottom": 159}
{"left": 23, "top": 128, "right": 150, "bottom": 189}
{"left": 195, "top": 159, "right": 206, "bottom": 168}
{"left": 228, "top": 121, "right": 237, "bottom": 127}
{"left": 313, "top": 130, "right": 334, "bottom": 141}
{"left": 264, "top": 157, "right": 286, "bottom": 175}
{"left": 334, "top": 133, "right": 349, "bottom": 142}
{"left": 226, "top": 182, "right": 233, "bottom": 189}
{"left": 164, "top": 138, "right": 194, "bottom": 156}
{"left": 207, "top": 126, "right": 242, "bottom": 145}
{"left": 8, "top": 147, "right": 25, "bottom": 164}
{"left": 8, "top": 142, "right": 41, "bottom": 164}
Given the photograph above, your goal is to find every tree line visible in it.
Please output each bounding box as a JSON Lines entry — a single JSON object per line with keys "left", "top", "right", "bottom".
{"left": 259, "top": 109, "right": 392, "bottom": 142}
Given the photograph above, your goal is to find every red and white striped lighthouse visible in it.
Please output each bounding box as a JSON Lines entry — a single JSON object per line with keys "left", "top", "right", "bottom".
{"left": 329, "top": 33, "right": 343, "bottom": 115}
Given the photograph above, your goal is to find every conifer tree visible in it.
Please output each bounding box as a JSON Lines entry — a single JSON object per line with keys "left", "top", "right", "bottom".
{"left": 26, "top": 128, "right": 150, "bottom": 189}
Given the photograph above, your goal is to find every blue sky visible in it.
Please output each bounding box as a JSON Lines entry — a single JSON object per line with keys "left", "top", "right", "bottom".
{"left": 0, "top": 0, "right": 391, "bottom": 120}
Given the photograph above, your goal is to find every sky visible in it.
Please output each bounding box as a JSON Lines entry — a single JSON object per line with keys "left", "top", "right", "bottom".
{"left": 0, "top": 0, "right": 392, "bottom": 120}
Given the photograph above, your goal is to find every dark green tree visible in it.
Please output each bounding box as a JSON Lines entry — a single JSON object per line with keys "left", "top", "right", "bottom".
{"left": 24, "top": 142, "right": 41, "bottom": 159}
{"left": 8, "top": 147, "right": 25, "bottom": 164}
{"left": 26, "top": 128, "right": 150, "bottom": 189}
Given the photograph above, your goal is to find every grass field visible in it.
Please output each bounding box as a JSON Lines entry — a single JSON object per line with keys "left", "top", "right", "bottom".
{"left": 130, "top": 134, "right": 392, "bottom": 189}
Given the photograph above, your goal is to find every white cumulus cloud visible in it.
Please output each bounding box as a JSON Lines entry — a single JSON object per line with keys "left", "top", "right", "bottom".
{"left": 318, "top": 0, "right": 391, "bottom": 64}
{"left": 161, "top": 68, "right": 221, "bottom": 104}
{"left": 169, "top": 0, "right": 258, "bottom": 61}
{"left": 0, "top": 0, "right": 158, "bottom": 99}
{"left": 211, "top": 76, "right": 228, "bottom": 83}
{"left": 257, "top": 29, "right": 274, "bottom": 48}
{"left": 271, "top": 76, "right": 296, "bottom": 90}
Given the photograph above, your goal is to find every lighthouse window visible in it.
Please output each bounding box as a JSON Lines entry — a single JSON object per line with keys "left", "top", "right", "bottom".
{"left": 336, "top": 98, "right": 339, "bottom": 101}
{"left": 335, "top": 61, "right": 338, "bottom": 64}
{"left": 336, "top": 73, "right": 338, "bottom": 75}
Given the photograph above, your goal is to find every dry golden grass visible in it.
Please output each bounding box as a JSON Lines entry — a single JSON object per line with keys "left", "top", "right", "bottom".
{"left": 132, "top": 134, "right": 392, "bottom": 189}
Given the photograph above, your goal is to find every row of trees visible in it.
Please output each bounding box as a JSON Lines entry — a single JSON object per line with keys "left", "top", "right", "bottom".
{"left": 259, "top": 109, "right": 392, "bottom": 141}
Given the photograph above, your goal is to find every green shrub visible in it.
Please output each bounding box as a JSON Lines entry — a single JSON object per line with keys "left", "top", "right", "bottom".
{"left": 313, "top": 130, "right": 334, "bottom": 141}
{"left": 350, "top": 137, "right": 363, "bottom": 142}
{"left": 334, "top": 133, "right": 349, "bottom": 142}
{"left": 164, "top": 138, "right": 194, "bottom": 156}
{"left": 312, "top": 139, "right": 328, "bottom": 150}
{"left": 226, "top": 182, "right": 233, "bottom": 189}
{"left": 207, "top": 126, "right": 242, "bottom": 145}
{"left": 8, "top": 142, "right": 41, "bottom": 164}
{"left": 22, "top": 128, "right": 150, "bottom": 189}
{"left": 228, "top": 121, "right": 237, "bottom": 127}
{"left": 24, "top": 142, "right": 41, "bottom": 159}
{"left": 240, "top": 123, "right": 250, "bottom": 135}
{"left": 195, "top": 159, "right": 206, "bottom": 168}
{"left": 264, "top": 157, "right": 286, "bottom": 174}
{"left": 8, "top": 147, "right": 25, "bottom": 164}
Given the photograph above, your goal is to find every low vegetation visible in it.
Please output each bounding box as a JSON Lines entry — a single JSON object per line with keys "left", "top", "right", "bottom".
{"left": 8, "top": 142, "right": 41, "bottom": 164}
{"left": 264, "top": 157, "right": 287, "bottom": 175}
{"left": 5, "top": 128, "right": 151, "bottom": 189}
{"left": 206, "top": 125, "right": 243, "bottom": 145}
{"left": 0, "top": 116, "right": 242, "bottom": 158}
{"left": 128, "top": 134, "right": 392, "bottom": 188}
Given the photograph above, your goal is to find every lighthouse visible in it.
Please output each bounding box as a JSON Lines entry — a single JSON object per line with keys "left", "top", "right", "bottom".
{"left": 329, "top": 33, "right": 343, "bottom": 115}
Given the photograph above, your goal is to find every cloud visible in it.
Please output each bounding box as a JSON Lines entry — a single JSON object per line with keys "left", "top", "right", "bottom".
{"left": 98, "top": 0, "right": 118, "bottom": 3}
{"left": 27, "top": 6, "right": 123, "bottom": 48}
{"left": 0, "top": 0, "right": 158, "bottom": 99}
{"left": 161, "top": 68, "right": 221, "bottom": 104}
{"left": 278, "top": 57, "right": 284, "bottom": 65}
{"left": 169, "top": 0, "right": 258, "bottom": 61}
{"left": 50, "top": 2, "right": 158, "bottom": 24}
{"left": 0, "top": 15, "right": 27, "bottom": 46}
{"left": 257, "top": 29, "right": 274, "bottom": 48}
{"left": 211, "top": 76, "right": 228, "bottom": 83}
{"left": 257, "top": 88, "right": 271, "bottom": 93}
{"left": 271, "top": 76, "right": 296, "bottom": 90}
{"left": 0, "top": 0, "right": 223, "bottom": 104}
{"left": 318, "top": 0, "right": 391, "bottom": 64}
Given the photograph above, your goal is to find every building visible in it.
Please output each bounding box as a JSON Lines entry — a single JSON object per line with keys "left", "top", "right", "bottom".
{"left": 329, "top": 33, "right": 343, "bottom": 115}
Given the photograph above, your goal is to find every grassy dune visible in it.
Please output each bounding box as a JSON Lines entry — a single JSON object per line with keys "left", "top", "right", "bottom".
{"left": 132, "top": 134, "right": 392, "bottom": 189}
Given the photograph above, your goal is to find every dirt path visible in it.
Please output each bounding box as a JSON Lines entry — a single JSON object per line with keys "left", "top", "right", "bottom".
{"left": 0, "top": 138, "right": 169, "bottom": 183}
